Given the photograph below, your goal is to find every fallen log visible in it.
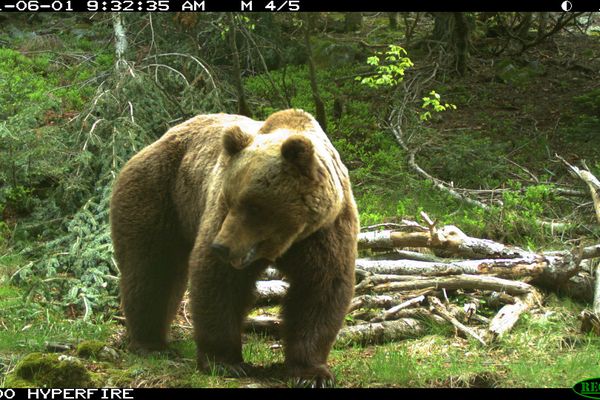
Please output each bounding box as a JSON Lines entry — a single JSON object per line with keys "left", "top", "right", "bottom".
{"left": 369, "top": 274, "right": 533, "bottom": 296}
{"left": 556, "top": 271, "right": 595, "bottom": 303}
{"left": 366, "top": 250, "right": 445, "bottom": 263}
{"left": 355, "top": 274, "right": 430, "bottom": 294}
{"left": 255, "top": 280, "right": 289, "bottom": 304}
{"left": 584, "top": 245, "right": 600, "bottom": 260}
{"left": 374, "top": 307, "right": 446, "bottom": 325}
{"left": 349, "top": 308, "right": 385, "bottom": 322}
{"left": 244, "top": 316, "right": 282, "bottom": 337}
{"left": 359, "top": 225, "right": 597, "bottom": 286}
{"left": 356, "top": 258, "right": 547, "bottom": 278}
{"left": 349, "top": 294, "right": 404, "bottom": 313}
{"left": 336, "top": 318, "right": 426, "bottom": 346}
{"left": 358, "top": 226, "right": 532, "bottom": 260}
{"left": 488, "top": 289, "right": 541, "bottom": 340}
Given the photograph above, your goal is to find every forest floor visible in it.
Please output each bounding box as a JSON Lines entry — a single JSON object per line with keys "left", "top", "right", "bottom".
{"left": 1, "top": 14, "right": 600, "bottom": 388}
{"left": 2, "top": 280, "right": 600, "bottom": 388}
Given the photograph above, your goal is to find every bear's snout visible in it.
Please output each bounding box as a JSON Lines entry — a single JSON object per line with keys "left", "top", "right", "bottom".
{"left": 211, "top": 241, "right": 258, "bottom": 269}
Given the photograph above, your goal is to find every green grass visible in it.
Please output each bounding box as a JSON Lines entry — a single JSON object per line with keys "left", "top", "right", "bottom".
{"left": 2, "top": 273, "right": 600, "bottom": 388}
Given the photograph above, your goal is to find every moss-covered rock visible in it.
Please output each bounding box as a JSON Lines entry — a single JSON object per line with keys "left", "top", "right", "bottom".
{"left": 76, "top": 340, "right": 118, "bottom": 362}
{"left": 5, "top": 353, "right": 93, "bottom": 387}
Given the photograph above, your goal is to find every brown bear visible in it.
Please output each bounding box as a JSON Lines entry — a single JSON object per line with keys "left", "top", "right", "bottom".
{"left": 110, "top": 109, "right": 358, "bottom": 387}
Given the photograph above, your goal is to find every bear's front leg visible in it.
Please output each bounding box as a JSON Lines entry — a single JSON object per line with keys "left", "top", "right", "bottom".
{"left": 278, "top": 227, "right": 356, "bottom": 388}
{"left": 189, "top": 244, "right": 262, "bottom": 377}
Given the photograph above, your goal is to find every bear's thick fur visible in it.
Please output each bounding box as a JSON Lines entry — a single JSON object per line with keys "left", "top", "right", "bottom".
{"left": 110, "top": 109, "right": 358, "bottom": 386}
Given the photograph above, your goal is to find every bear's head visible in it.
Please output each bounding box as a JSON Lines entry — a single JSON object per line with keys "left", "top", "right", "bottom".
{"left": 211, "top": 111, "right": 345, "bottom": 269}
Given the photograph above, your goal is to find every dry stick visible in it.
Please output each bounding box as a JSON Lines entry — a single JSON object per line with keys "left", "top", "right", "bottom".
{"left": 349, "top": 293, "right": 404, "bottom": 313}
{"left": 488, "top": 289, "right": 541, "bottom": 340}
{"left": 360, "top": 222, "right": 424, "bottom": 231}
{"left": 388, "top": 116, "right": 492, "bottom": 210}
{"left": 384, "top": 307, "right": 446, "bottom": 324}
{"left": 557, "top": 154, "right": 600, "bottom": 223}
{"left": 448, "top": 303, "right": 490, "bottom": 325}
{"left": 428, "top": 296, "right": 487, "bottom": 346}
{"left": 382, "top": 294, "right": 427, "bottom": 321}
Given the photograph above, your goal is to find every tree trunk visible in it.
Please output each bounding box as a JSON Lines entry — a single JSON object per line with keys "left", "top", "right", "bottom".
{"left": 344, "top": 12, "right": 363, "bottom": 32}
{"left": 302, "top": 14, "right": 327, "bottom": 132}
{"left": 452, "top": 12, "right": 470, "bottom": 76}
{"left": 431, "top": 13, "right": 452, "bottom": 41}
{"left": 537, "top": 12, "right": 548, "bottom": 38}
{"left": 227, "top": 13, "right": 252, "bottom": 117}
{"left": 387, "top": 12, "right": 398, "bottom": 30}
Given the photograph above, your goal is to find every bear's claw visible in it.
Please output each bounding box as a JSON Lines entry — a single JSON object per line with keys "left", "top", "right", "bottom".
{"left": 289, "top": 365, "right": 335, "bottom": 388}
{"left": 206, "top": 361, "right": 254, "bottom": 378}
{"left": 293, "top": 377, "right": 335, "bottom": 388}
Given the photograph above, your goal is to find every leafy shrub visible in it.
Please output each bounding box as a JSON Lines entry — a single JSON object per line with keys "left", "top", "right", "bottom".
{"left": 356, "top": 45, "right": 413, "bottom": 88}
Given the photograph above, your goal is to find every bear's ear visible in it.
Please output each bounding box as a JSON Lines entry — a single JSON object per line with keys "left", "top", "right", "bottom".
{"left": 223, "top": 126, "right": 253, "bottom": 156}
{"left": 281, "top": 135, "right": 317, "bottom": 179}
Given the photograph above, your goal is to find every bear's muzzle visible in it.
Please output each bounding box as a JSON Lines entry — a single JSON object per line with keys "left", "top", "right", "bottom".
{"left": 211, "top": 242, "right": 257, "bottom": 270}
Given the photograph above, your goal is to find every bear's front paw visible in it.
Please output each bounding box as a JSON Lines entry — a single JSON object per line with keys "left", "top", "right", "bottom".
{"left": 289, "top": 365, "right": 335, "bottom": 388}
{"left": 200, "top": 359, "right": 254, "bottom": 378}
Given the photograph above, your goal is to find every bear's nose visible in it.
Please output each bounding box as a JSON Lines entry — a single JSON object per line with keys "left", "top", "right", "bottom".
{"left": 210, "top": 243, "right": 230, "bottom": 262}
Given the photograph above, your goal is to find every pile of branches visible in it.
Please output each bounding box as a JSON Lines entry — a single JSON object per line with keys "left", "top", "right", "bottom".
{"left": 238, "top": 212, "right": 600, "bottom": 346}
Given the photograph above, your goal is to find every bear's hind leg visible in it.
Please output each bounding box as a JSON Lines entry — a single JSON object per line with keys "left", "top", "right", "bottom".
{"left": 113, "top": 221, "right": 191, "bottom": 352}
